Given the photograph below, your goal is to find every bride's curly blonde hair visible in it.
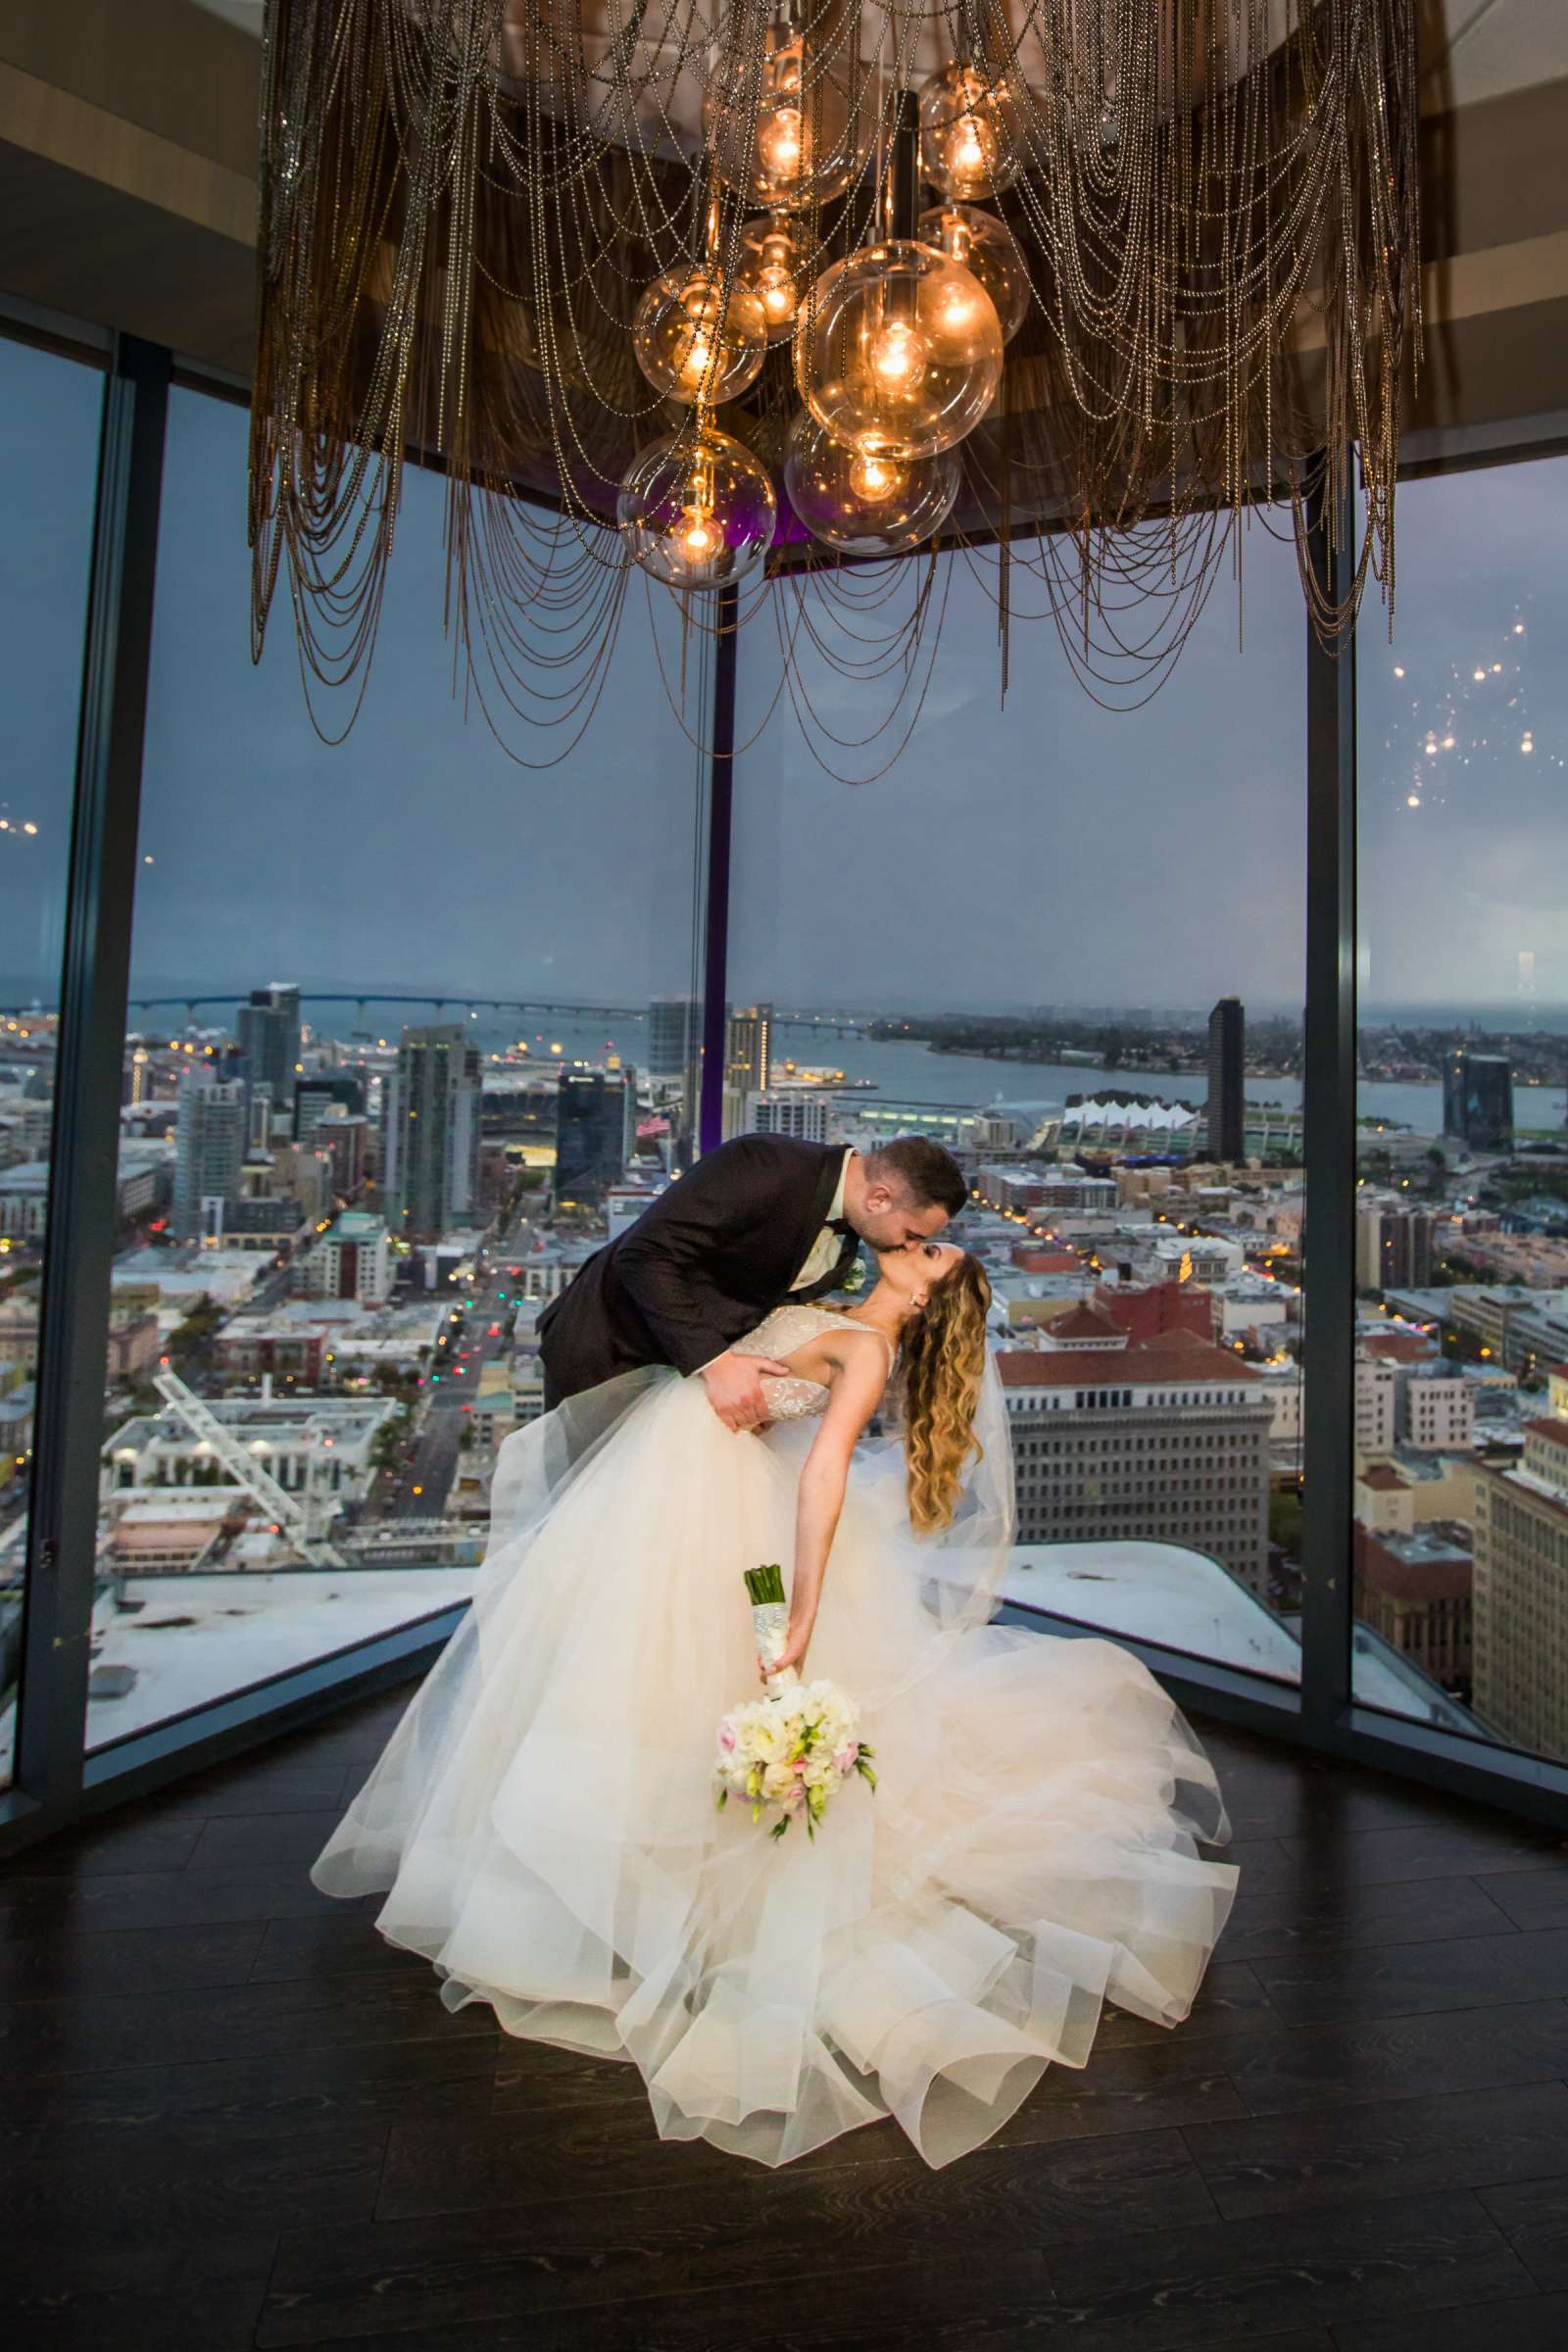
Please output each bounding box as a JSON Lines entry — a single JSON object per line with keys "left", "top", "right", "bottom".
{"left": 897, "top": 1252, "right": 991, "bottom": 1533}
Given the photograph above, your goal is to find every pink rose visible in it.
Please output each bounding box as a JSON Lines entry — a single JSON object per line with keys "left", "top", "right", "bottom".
{"left": 717, "top": 1717, "right": 737, "bottom": 1754}
{"left": 833, "top": 1741, "right": 858, "bottom": 1774}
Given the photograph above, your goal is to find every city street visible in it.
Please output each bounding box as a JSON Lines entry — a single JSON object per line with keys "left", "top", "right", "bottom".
{"left": 382, "top": 1214, "right": 535, "bottom": 1521}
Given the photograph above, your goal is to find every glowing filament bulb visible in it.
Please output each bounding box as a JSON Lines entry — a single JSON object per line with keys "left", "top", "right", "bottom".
{"left": 759, "top": 233, "right": 795, "bottom": 323}
{"left": 868, "top": 317, "right": 926, "bottom": 389}
{"left": 956, "top": 118, "right": 989, "bottom": 174}
{"left": 677, "top": 456, "right": 717, "bottom": 565}
{"left": 939, "top": 283, "right": 978, "bottom": 334}
{"left": 849, "top": 451, "right": 906, "bottom": 501}
{"left": 760, "top": 103, "right": 803, "bottom": 179}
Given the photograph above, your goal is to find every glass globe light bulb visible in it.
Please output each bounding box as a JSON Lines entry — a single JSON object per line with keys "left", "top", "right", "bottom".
{"left": 757, "top": 98, "right": 802, "bottom": 182}
{"left": 795, "top": 238, "right": 1003, "bottom": 462}
{"left": 848, "top": 449, "right": 905, "bottom": 502}
{"left": 632, "top": 268, "right": 767, "bottom": 405}
{"left": 785, "top": 411, "right": 960, "bottom": 558}
{"left": 736, "top": 215, "right": 803, "bottom": 344}
{"left": 704, "top": 20, "right": 876, "bottom": 210}
{"left": 918, "top": 60, "right": 1024, "bottom": 201}
{"left": 918, "top": 201, "right": 1031, "bottom": 343}
{"left": 869, "top": 316, "right": 928, "bottom": 389}
{"left": 618, "top": 423, "right": 777, "bottom": 593}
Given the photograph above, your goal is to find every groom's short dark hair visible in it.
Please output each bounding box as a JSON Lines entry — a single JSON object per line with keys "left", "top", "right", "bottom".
{"left": 865, "top": 1138, "right": 967, "bottom": 1218}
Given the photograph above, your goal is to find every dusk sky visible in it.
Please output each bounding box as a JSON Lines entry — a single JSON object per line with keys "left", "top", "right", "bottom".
{"left": 3, "top": 336, "right": 1563, "bottom": 1021}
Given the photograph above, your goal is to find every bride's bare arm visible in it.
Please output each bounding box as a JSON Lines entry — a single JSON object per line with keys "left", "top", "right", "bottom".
{"left": 763, "top": 1338, "right": 889, "bottom": 1682}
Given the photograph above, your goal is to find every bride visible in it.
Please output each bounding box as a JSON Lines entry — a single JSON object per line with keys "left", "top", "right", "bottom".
{"left": 311, "top": 1240, "right": 1239, "bottom": 2170}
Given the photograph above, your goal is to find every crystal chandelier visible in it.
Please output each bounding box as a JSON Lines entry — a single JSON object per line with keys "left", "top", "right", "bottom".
{"left": 250, "top": 2, "right": 1422, "bottom": 774}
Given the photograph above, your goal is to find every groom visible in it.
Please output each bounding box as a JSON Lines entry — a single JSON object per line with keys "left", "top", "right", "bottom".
{"left": 538, "top": 1134, "right": 967, "bottom": 1430}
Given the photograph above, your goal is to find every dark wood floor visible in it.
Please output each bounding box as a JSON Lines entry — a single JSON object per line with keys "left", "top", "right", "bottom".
{"left": 4, "top": 1690, "right": 1568, "bottom": 2352}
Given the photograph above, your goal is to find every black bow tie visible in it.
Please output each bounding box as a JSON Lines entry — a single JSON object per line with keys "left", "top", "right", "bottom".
{"left": 827, "top": 1218, "right": 856, "bottom": 1239}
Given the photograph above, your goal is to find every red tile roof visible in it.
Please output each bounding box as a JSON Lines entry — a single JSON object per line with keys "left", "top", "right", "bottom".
{"left": 1048, "top": 1302, "right": 1126, "bottom": 1342}
{"left": 1357, "top": 1465, "right": 1412, "bottom": 1493}
{"left": 1525, "top": 1417, "right": 1568, "bottom": 1450}
{"left": 1363, "top": 1333, "right": 1437, "bottom": 1363}
{"left": 997, "top": 1336, "right": 1260, "bottom": 1389}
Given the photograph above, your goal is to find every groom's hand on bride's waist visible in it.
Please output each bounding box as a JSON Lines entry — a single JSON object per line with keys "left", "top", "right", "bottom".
{"left": 701, "top": 1350, "right": 790, "bottom": 1434}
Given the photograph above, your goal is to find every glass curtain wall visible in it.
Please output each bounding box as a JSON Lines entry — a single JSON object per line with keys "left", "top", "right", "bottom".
{"left": 1354, "top": 452, "right": 1568, "bottom": 1760}
{"left": 729, "top": 529, "right": 1309, "bottom": 1690}
{"left": 82, "top": 383, "right": 710, "bottom": 1759}
{"left": 4, "top": 300, "right": 1564, "bottom": 1828}
{"left": 0, "top": 337, "right": 105, "bottom": 1788}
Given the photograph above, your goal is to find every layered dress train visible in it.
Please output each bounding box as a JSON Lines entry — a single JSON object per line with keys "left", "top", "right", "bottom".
{"left": 311, "top": 1304, "right": 1238, "bottom": 2169}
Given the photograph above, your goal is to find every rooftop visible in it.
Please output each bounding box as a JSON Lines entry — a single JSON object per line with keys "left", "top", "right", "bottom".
{"left": 998, "top": 1331, "right": 1261, "bottom": 1390}
{"left": 1358, "top": 1465, "right": 1414, "bottom": 1494}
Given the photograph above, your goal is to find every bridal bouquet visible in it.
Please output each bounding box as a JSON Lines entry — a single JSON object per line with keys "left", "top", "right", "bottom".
{"left": 713, "top": 1564, "right": 876, "bottom": 1841}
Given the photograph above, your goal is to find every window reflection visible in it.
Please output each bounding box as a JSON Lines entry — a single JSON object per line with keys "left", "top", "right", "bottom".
{"left": 83, "top": 385, "right": 708, "bottom": 1754}
{"left": 1355, "top": 454, "right": 1568, "bottom": 1759}
{"left": 730, "top": 535, "right": 1309, "bottom": 1683}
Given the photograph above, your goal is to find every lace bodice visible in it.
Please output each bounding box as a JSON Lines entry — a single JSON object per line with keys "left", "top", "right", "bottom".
{"left": 739, "top": 1302, "right": 891, "bottom": 1424}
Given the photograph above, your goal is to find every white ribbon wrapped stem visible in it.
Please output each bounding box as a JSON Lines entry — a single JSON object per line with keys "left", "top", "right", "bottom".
{"left": 751, "top": 1599, "right": 799, "bottom": 1692}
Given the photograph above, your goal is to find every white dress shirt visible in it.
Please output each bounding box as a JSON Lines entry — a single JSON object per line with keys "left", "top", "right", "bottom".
{"left": 788, "top": 1148, "right": 854, "bottom": 1292}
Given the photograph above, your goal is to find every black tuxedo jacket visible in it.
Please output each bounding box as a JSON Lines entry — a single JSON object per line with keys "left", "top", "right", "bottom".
{"left": 537, "top": 1136, "right": 858, "bottom": 1403}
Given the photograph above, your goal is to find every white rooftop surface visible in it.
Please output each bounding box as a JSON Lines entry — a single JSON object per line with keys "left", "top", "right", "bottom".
{"left": 83, "top": 1568, "right": 477, "bottom": 1748}
{"left": 1004, "top": 1542, "right": 1301, "bottom": 1678}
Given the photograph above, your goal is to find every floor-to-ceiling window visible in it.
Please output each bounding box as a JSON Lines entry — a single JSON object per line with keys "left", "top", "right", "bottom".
{"left": 78, "top": 381, "right": 710, "bottom": 1759}
{"left": 1355, "top": 452, "right": 1568, "bottom": 1759}
{"left": 728, "top": 525, "right": 1309, "bottom": 1690}
{"left": 0, "top": 336, "right": 104, "bottom": 1788}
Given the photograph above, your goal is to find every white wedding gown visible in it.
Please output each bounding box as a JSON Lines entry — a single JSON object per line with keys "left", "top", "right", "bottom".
{"left": 311, "top": 1302, "right": 1239, "bottom": 2169}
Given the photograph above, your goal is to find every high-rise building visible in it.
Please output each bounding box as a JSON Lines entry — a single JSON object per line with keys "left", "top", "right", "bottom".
{"left": 721, "top": 1004, "right": 774, "bottom": 1141}
{"left": 303, "top": 1210, "right": 392, "bottom": 1304}
{"left": 746, "top": 1088, "right": 838, "bottom": 1144}
{"left": 1471, "top": 1412, "right": 1568, "bottom": 1761}
{"left": 1442, "top": 1049, "right": 1514, "bottom": 1152}
{"left": 236, "top": 983, "right": 303, "bottom": 1106}
{"left": 172, "top": 1068, "right": 246, "bottom": 1240}
{"left": 999, "top": 1331, "right": 1274, "bottom": 1592}
{"left": 246, "top": 1081, "right": 275, "bottom": 1151}
{"left": 295, "top": 1073, "right": 366, "bottom": 1144}
{"left": 555, "top": 1071, "right": 631, "bottom": 1207}
{"left": 1355, "top": 1203, "right": 1436, "bottom": 1292}
{"left": 379, "top": 1024, "right": 481, "bottom": 1239}
{"left": 647, "top": 996, "right": 700, "bottom": 1080}
{"left": 1352, "top": 1520, "right": 1473, "bottom": 1692}
{"left": 725, "top": 1004, "right": 773, "bottom": 1096}
{"left": 1205, "top": 996, "right": 1245, "bottom": 1164}
{"left": 313, "top": 1108, "right": 369, "bottom": 1198}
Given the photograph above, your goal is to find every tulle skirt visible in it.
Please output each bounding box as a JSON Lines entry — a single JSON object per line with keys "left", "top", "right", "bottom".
{"left": 311, "top": 1368, "right": 1239, "bottom": 2169}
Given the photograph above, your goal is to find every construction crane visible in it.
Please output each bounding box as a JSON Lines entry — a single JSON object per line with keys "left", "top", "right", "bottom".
{"left": 151, "top": 1369, "right": 346, "bottom": 1567}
